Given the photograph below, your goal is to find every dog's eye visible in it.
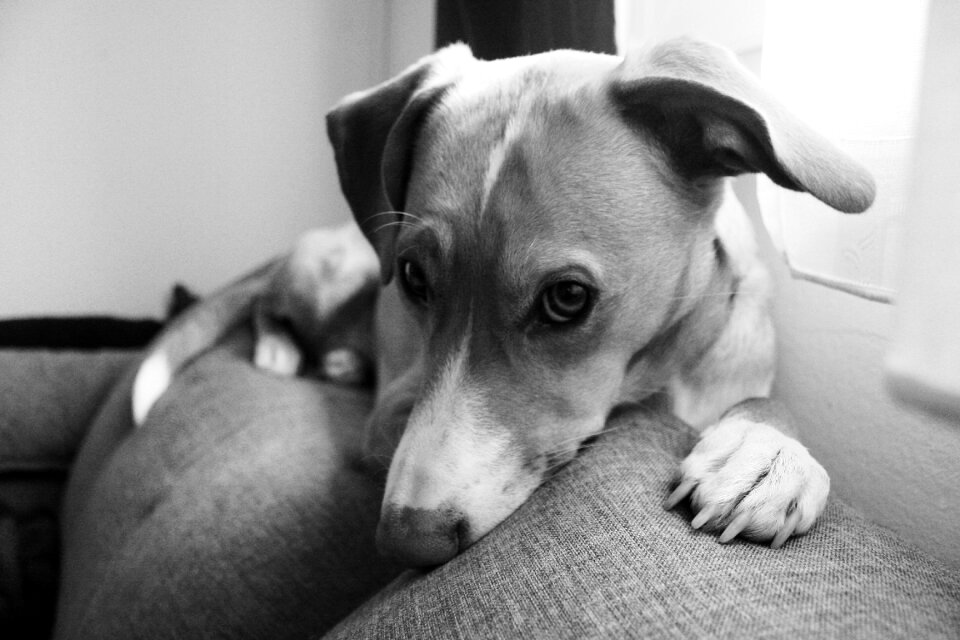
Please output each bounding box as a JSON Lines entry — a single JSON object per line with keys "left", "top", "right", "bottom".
{"left": 540, "top": 281, "right": 591, "bottom": 325}
{"left": 399, "top": 259, "right": 430, "bottom": 303}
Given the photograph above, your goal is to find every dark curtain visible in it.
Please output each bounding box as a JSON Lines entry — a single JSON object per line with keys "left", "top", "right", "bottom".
{"left": 435, "top": 0, "right": 616, "bottom": 59}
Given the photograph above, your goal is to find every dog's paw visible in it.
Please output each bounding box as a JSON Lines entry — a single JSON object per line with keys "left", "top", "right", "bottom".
{"left": 321, "top": 348, "right": 369, "bottom": 386}
{"left": 253, "top": 329, "right": 302, "bottom": 377}
{"left": 664, "top": 415, "right": 829, "bottom": 548}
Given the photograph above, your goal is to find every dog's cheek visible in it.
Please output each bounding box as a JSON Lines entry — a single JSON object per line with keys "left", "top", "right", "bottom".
{"left": 359, "top": 392, "right": 416, "bottom": 474}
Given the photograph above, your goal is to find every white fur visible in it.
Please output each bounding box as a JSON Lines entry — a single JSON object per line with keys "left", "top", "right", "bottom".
{"left": 380, "top": 326, "right": 537, "bottom": 546}
{"left": 480, "top": 129, "right": 515, "bottom": 214}
{"left": 678, "top": 415, "right": 830, "bottom": 545}
{"left": 253, "top": 329, "right": 301, "bottom": 377}
{"left": 132, "top": 351, "right": 172, "bottom": 426}
{"left": 321, "top": 348, "right": 367, "bottom": 385}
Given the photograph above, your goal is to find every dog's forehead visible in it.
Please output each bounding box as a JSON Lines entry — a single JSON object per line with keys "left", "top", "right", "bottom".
{"left": 401, "top": 49, "right": 706, "bottom": 325}
{"left": 416, "top": 57, "right": 680, "bottom": 253}
{"left": 443, "top": 50, "right": 618, "bottom": 119}
{"left": 408, "top": 51, "right": 619, "bottom": 211}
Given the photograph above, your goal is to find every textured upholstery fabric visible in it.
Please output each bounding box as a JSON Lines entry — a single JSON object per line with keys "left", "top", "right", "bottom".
{"left": 326, "top": 409, "right": 960, "bottom": 639}
{"left": 0, "top": 350, "right": 134, "bottom": 473}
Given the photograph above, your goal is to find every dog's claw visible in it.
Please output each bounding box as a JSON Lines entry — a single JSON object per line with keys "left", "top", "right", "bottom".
{"left": 691, "top": 504, "right": 719, "bottom": 530}
{"left": 718, "top": 511, "right": 751, "bottom": 544}
{"left": 674, "top": 416, "right": 829, "bottom": 548}
{"left": 664, "top": 479, "right": 696, "bottom": 510}
{"left": 771, "top": 508, "right": 802, "bottom": 549}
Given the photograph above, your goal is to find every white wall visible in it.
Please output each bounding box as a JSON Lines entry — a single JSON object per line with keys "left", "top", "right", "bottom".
{"left": 385, "top": 0, "right": 434, "bottom": 76}
{"left": 0, "top": 0, "right": 431, "bottom": 318}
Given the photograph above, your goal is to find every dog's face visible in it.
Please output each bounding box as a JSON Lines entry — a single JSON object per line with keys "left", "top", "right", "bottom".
{"left": 380, "top": 66, "right": 722, "bottom": 562}
{"left": 328, "top": 41, "right": 874, "bottom": 566}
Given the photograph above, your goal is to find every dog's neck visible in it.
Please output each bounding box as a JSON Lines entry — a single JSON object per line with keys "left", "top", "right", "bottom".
{"left": 620, "top": 233, "right": 740, "bottom": 403}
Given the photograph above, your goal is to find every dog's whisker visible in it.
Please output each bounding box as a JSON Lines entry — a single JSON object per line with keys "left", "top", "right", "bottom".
{"left": 368, "top": 211, "right": 431, "bottom": 232}
{"left": 540, "top": 453, "right": 594, "bottom": 482}
{"left": 370, "top": 220, "right": 421, "bottom": 235}
{"left": 372, "top": 219, "right": 420, "bottom": 229}
{"left": 368, "top": 210, "right": 427, "bottom": 223}
{"left": 547, "top": 424, "right": 623, "bottom": 453}
{"left": 539, "top": 423, "right": 642, "bottom": 480}
{"left": 393, "top": 210, "right": 427, "bottom": 223}
{"left": 396, "top": 245, "right": 419, "bottom": 259}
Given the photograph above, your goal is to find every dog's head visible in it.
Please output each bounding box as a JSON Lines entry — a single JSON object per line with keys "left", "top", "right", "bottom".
{"left": 327, "top": 39, "right": 874, "bottom": 567}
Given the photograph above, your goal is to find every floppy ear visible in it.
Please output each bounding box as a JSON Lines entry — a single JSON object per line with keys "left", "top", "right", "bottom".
{"left": 610, "top": 38, "right": 875, "bottom": 213}
{"left": 326, "top": 44, "right": 474, "bottom": 281}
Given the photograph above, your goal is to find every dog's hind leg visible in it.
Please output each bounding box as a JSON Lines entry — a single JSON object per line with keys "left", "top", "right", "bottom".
{"left": 252, "top": 223, "right": 380, "bottom": 383}
{"left": 252, "top": 299, "right": 304, "bottom": 377}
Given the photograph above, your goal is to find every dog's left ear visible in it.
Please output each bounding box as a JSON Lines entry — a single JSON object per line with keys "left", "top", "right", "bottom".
{"left": 611, "top": 38, "right": 875, "bottom": 213}
{"left": 327, "top": 44, "right": 474, "bottom": 282}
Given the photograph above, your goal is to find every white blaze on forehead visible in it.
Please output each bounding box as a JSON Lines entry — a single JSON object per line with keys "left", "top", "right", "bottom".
{"left": 382, "top": 325, "right": 538, "bottom": 542}
{"left": 480, "top": 115, "right": 527, "bottom": 214}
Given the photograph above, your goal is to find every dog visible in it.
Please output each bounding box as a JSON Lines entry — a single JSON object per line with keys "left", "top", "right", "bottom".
{"left": 132, "top": 223, "right": 380, "bottom": 425}
{"left": 132, "top": 38, "right": 874, "bottom": 568}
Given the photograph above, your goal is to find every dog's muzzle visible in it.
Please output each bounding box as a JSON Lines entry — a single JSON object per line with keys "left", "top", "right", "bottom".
{"left": 376, "top": 505, "right": 468, "bottom": 567}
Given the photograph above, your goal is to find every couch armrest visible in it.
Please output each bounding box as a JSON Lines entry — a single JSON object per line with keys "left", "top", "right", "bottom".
{"left": 55, "top": 334, "right": 402, "bottom": 639}
{"left": 0, "top": 349, "right": 136, "bottom": 639}
{"left": 326, "top": 409, "right": 960, "bottom": 639}
{"left": 0, "top": 350, "right": 135, "bottom": 473}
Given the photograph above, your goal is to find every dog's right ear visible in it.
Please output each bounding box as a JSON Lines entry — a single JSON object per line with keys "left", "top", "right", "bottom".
{"left": 327, "top": 45, "right": 473, "bottom": 282}
{"left": 611, "top": 38, "right": 875, "bottom": 214}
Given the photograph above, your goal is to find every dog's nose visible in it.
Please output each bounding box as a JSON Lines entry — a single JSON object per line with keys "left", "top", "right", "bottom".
{"left": 376, "top": 505, "right": 466, "bottom": 567}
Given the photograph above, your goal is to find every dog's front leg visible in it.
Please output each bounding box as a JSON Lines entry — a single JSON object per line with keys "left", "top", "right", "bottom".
{"left": 665, "top": 398, "right": 830, "bottom": 548}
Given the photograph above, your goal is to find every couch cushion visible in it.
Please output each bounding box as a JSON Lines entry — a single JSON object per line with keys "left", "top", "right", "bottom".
{"left": 55, "top": 334, "right": 402, "bottom": 639}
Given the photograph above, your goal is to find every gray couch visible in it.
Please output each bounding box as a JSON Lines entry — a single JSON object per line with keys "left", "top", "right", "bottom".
{"left": 2, "top": 332, "right": 958, "bottom": 639}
